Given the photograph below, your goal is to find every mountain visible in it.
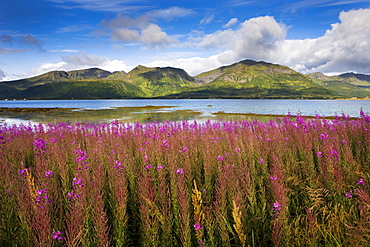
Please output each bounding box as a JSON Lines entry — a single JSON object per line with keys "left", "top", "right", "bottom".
{"left": 339, "top": 72, "right": 370, "bottom": 83}
{"left": 176, "top": 60, "right": 335, "bottom": 98}
{"left": 307, "top": 72, "right": 370, "bottom": 98}
{"left": 1, "top": 59, "right": 369, "bottom": 99}
{"left": 121, "top": 65, "right": 195, "bottom": 96}
{"left": 4, "top": 68, "right": 112, "bottom": 90}
{"left": 107, "top": 71, "right": 127, "bottom": 80}
{"left": 0, "top": 68, "right": 145, "bottom": 99}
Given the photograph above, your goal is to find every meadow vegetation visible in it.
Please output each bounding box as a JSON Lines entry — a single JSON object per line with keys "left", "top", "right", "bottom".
{"left": 1, "top": 112, "right": 370, "bottom": 246}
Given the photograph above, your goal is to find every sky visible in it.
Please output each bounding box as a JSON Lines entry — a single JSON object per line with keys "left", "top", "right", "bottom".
{"left": 1, "top": 0, "right": 370, "bottom": 81}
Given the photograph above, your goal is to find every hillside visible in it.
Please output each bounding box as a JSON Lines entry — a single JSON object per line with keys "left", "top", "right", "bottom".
{"left": 178, "top": 60, "right": 336, "bottom": 98}
{"left": 3, "top": 68, "right": 112, "bottom": 91}
{"left": 121, "top": 65, "right": 196, "bottom": 96}
{"left": 307, "top": 72, "right": 370, "bottom": 98}
{"left": 1, "top": 59, "right": 370, "bottom": 99}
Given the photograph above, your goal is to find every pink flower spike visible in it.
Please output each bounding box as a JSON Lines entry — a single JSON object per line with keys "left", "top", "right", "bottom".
{"left": 270, "top": 176, "right": 277, "bottom": 181}
{"left": 45, "top": 170, "right": 54, "bottom": 178}
{"left": 272, "top": 202, "right": 281, "bottom": 211}
{"left": 345, "top": 191, "right": 353, "bottom": 198}
{"left": 357, "top": 179, "right": 365, "bottom": 186}
{"left": 144, "top": 164, "right": 152, "bottom": 170}
{"left": 260, "top": 158, "right": 265, "bottom": 163}
{"left": 194, "top": 223, "right": 203, "bottom": 230}
{"left": 217, "top": 155, "right": 224, "bottom": 161}
{"left": 176, "top": 168, "right": 184, "bottom": 174}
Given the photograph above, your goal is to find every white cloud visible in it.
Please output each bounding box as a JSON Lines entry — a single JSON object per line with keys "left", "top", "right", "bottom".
{"left": 200, "top": 14, "right": 215, "bottom": 25}
{"left": 140, "top": 24, "right": 175, "bottom": 47}
{"left": 102, "top": 13, "right": 177, "bottom": 48}
{"left": 112, "top": 28, "right": 140, "bottom": 42}
{"left": 147, "top": 8, "right": 370, "bottom": 76}
{"left": 147, "top": 7, "right": 195, "bottom": 20}
{"left": 275, "top": 8, "right": 370, "bottom": 74}
{"left": 223, "top": 18, "right": 238, "bottom": 28}
{"left": 199, "top": 16, "right": 287, "bottom": 62}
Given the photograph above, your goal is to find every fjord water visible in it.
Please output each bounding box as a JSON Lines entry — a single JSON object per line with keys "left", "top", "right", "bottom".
{"left": 1, "top": 99, "right": 369, "bottom": 124}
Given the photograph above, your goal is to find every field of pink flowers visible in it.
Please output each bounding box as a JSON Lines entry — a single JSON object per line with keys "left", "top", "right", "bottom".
{"left": 1, "top": 112, "right": 370, "bottom": 246}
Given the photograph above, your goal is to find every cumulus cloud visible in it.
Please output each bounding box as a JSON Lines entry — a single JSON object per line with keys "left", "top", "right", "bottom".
{"left": 148, "top": 8, "right": 370, "bottom": 75}
{"left": 29, "top": 52, "right": 133, "bottom": 76}
{"left": 223, "top": 18, "right": 238, "bottom": 28}
{"left": 275, "top": 8, "right": 370, "bottom": 74}
{"left": 140, "top": 24, "right": 174, "bottom": 46}
{"left": 200, "top": 16, "right": 287, "bottom": 62}
{"left": 102, "top": 13, "right": 177, "bottom": 48}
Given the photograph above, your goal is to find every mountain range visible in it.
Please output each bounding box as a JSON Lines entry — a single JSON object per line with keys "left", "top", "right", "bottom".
{"left": 1, "top": 59, "right": 370, "bottom": 99}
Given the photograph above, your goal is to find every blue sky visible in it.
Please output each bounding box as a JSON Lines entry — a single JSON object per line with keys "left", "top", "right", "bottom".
{"left": 1, "top": 0, "right": 370, "bottom": 81}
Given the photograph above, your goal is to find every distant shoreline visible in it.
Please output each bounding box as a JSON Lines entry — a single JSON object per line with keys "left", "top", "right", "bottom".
{"left": 2, "top": 97, "right": 370, "bottom": 101}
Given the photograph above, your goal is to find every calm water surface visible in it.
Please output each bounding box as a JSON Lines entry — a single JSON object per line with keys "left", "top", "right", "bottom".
{"left": 1, "top": 99, "right": 369, "bottom": 124}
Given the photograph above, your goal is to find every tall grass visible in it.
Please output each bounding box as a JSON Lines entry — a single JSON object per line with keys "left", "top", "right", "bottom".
{"left": 1, "top": 113, "right": 370, "bottom": 246}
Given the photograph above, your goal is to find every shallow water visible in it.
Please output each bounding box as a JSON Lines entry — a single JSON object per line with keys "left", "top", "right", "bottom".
{"left": 1, "top": 99, "right": 369, "bottom": 124}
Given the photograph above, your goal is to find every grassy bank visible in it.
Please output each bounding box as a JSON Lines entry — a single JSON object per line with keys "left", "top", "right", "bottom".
{"left": 1, "top": 113, "right": 370, "bottom": 246}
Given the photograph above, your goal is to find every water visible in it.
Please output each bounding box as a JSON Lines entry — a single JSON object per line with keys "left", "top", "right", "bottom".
{"left": 1, "top": 99, "right": 369, "bottom": 124}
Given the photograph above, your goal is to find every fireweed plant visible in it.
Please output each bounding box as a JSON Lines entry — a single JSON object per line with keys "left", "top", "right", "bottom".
{"left": 1, "top": 112, "right": 370, "bottom": 246}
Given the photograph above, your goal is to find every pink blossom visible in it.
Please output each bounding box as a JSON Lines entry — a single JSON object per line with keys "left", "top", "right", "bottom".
{"left": 272, "top": 202, "right": 281, "bottom": 211}
{"left": 45, "top": 170, "right": 54, "bottom": 178}
{"left": 194, "top": 223, "right": 203, "bottom": 230}
{"left": 176, "top": 168, "right": 184, "bottom": 174}
{"left": 345, "top": 191, "right": 353, "bottom": 198}
{"left": 144, "top": 164, "right": 152, "bottom": 170}
{"left": 357, "top": 179, "right": 365, "bottom": 186}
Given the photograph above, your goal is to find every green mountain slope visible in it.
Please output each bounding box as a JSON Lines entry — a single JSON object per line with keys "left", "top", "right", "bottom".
{"left": 121, "top": 65, "right": 195, "bottom": 96}
{"left": 184, "top": 60, "right": 335, "bottom": 98}
{"left": 15, "top": 80, "right": 145, "bottom": 99}
{"left": 307, "top": 72, "right": 370, "bottom": 98}
{"left": 3, "top": 68, "right": 112, "bottom": 90}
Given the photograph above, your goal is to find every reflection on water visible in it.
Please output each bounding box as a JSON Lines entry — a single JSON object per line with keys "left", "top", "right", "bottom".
{"left": 0, "top": 106, "right": 211, "bottom": 125}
